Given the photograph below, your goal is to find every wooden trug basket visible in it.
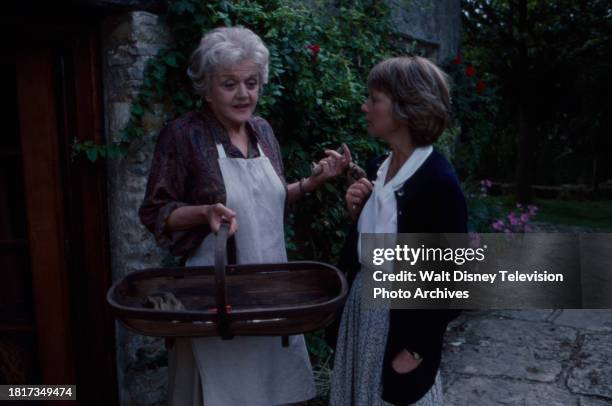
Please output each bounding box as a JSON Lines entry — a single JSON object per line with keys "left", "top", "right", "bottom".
{"left": 107, "top": 223, "right": 348, "bottom": 340}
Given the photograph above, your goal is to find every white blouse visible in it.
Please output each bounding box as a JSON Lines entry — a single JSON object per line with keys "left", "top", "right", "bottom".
{"left": 357, "top": 146, "right": 433, "bottom": 264}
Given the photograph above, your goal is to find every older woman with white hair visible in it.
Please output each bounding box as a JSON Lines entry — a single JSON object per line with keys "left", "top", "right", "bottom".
{"left": 139, "top": 26, "right": 349, "bottom": 406}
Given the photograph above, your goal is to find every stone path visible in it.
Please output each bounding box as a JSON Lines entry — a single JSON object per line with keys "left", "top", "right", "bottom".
{"left": 441, "top": 221, "right": 611, "bottom": 405}
{"left": 441, "top": 309, "right": 612, "bottom": 405}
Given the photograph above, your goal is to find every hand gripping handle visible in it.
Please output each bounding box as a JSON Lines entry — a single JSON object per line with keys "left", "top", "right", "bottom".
{"left": 214, "top": 221, "right": 234, "bottom": 340}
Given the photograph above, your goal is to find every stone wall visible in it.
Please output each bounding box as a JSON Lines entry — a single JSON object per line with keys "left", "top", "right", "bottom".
{"left": 102, "top": 11, "right": 171, "bottom": 406}
{"left": 101, "top": 3, "right": 461, "bottom": 405}
{"left": 387, "top": 0, "right": 461, "bottom": 63}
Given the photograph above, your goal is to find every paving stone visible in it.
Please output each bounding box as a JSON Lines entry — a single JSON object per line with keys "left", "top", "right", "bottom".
{"left": 488, "top": 309, "right": 557, "bottom": 322}
{"left": 446, "top": 315, "right": 577, "bottom": 364}
{"left": 460, "top": 317, "right": 577, "bottom": 359}
{"left": 443, "top": 376, "right": 579, "bottom": 406}
{"left": 567, "top": 333, "right": 612, "bottom": 399}
{"left": 442, "top": 298, "right": 610, "bottom": 404}
{"left": 442, "top": 338, "right": 564, "bottom": 382}
{"left": 578, "top": 396, "right": 612, "bottom": 406}
{"left": 443, "top": 317, "right": 572, "bottom": 382}
{"left": 553, "top": 310, "right": 612, "bottom": 332}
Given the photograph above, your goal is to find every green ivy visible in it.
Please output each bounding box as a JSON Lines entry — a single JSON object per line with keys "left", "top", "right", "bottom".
{"left": 76, "top": 0, "right": 402, "bottom": 262}
{"left": 76, "top": 1, "right": 462, "bottom": 400}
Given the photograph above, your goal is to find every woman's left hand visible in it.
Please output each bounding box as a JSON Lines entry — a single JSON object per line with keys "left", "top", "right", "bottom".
{"left": 391, "top": 349, "right": 423, "bottom": 374}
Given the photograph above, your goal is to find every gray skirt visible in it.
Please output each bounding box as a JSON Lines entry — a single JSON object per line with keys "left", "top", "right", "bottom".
{"left": 329, "top": 271, "right": 444, "bottom": 406}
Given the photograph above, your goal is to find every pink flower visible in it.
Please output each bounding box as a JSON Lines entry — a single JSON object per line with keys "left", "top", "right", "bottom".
{"left": 492, "top": 220, "right": 504, "bottom": 231}
{"left": 528, "top": 205, "right": 538, "bottom": 215}
{"left": 465, "top": 65, "right": 476, "bottom": 77}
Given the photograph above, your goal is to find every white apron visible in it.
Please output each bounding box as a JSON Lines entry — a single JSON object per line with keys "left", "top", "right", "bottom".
{"left": 167, "top": 141, "right": 316, "bottom": 406}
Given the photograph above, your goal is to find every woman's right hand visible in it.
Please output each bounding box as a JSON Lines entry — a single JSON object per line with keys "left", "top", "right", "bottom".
{"left": 345, "top": 178, "right": 373, "bottom": 220}
{"left": 203, "top": 203, "right": 238, "bottom": 236}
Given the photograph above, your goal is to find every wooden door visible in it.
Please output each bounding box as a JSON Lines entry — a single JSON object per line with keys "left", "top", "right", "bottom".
{"left": 4, "top": 10, "right": 118, "bottom": 405}
{"left": 0, "top": 45, "right": 41, "bottom": 388}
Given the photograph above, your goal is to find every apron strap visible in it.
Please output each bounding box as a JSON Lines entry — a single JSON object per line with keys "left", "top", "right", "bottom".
{"left": 215, "top": 143, "right": 227, "bottom": 158}
{"left": 256, "top": 142, "right": 266, "bottom": 157}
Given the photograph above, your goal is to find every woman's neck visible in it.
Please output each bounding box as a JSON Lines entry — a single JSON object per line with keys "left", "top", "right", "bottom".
{"left": 227, "top": 126, "right": 247, "bottom": 140}
{"left": 385, "top": 130, "right": 416, "bottom": 183}
{"left": 205, "top": 104, "right": 247, "bottom": 138}
{"left": 219, "top": 118, "right": 246, "bottom": 139}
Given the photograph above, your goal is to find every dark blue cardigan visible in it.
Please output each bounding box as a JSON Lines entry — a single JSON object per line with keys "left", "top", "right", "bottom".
{"left": 333, "top": 149, "right": 467, "bottom": 405}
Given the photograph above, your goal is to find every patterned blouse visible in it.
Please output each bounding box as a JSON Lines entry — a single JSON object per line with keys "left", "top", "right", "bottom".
{"left": 138, "top": 106, "right": 287, "bottom": 257}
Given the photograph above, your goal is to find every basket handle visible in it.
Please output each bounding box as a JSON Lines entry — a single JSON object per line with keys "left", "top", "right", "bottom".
{"left": 215, "top": 221, "right": 234, "bottom": 340}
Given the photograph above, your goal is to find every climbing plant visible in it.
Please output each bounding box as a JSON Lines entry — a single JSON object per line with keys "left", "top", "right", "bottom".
{"left": 76, "top": 2, "right": 456, "bottom": 399}
{"left": 76, "top": 0, "right": 402, "bottom": 263}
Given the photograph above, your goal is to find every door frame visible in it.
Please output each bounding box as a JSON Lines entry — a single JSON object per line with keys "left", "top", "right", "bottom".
{"left": 14, "top": 12, "right": 117, "bottom": 405}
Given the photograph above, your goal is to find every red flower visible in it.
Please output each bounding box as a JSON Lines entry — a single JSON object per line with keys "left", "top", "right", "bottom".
{"left": 452, "top": 54, "right": 462, "bottom": 65}
{"left": 306, "top": 44, "right": 321, "bottom": 62}
{"left": 465, "top": 65, "right": 476, "bottom": 77}
{"left": 307, "top": 44, "right": 321, "bottom": 60}
{"left": 476, "top": 80, "right": 487, "bottom": 93}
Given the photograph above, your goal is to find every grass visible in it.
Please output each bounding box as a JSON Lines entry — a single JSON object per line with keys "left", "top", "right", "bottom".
{"left": 485, "top": 195, "right": 612, "bottom": 230}
{"left": 305, "top": 331, "right": 333, "bottom": 404}
{"left": 533, "top": 199, "right": 612, "bottom": 229}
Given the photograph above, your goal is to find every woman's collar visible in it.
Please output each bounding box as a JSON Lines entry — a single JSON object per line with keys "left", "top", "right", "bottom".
{"left": 380, "top": 145, "right": 434, "bottom": 191}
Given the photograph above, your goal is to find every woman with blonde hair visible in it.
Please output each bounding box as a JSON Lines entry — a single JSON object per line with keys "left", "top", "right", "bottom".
{"left": 330, "top": 56, "right": 466, "bottom": 405}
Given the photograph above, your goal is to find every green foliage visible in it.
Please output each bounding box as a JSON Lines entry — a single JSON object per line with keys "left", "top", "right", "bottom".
{"left": 204, "top": 0, "right": 401, "bottom": 262}
{"left": 461, "top": 0, "right": 612, "bottom": 186}
{"left": 75, "top": 2, "right": 402, "bottom": 388}
{"left": 462, "top": 182, "right": 504, "bottom": 232}
{"left": 72, "top": 139, "right": 126, "bottom": 162}
{"left": 443, "top": 55, "right": 505, "bottom": 182}
{"left": 466, "top": 195, "right": 502, "bottom": 232}
{"left": 77, "top": 0, "right": 400, "bottom": 261}
{"left": 435, "top": 126, "right": 459, "bottom": 162}
{"left": 533, "top": 198, "right": 612, "bottom": 230}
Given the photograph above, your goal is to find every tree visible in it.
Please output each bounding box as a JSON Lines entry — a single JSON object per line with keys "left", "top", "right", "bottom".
{"left": 462, "top": 0, "right": 612, "bottom": 201}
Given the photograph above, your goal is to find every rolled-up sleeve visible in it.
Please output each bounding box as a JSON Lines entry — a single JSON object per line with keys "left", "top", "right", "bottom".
{"left": 138, "top": 123, "right": 209, "bottom": 256}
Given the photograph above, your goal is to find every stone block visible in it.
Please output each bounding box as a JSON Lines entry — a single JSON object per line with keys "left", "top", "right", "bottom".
{"left": 386, "top": 0, "right": 460, "bottom": 62}
{"left": 553, "top": 310, "right": 612, "bottom": 332}
{"left": 443, "top": 339, "right": 563, "bottom": 382}
{"left": 107, "top": 102, "right": 132, "bottom": 139}
{"left": 488, "top": 309, "right": 557, "bottom": 322}
{"left": 443, "top": 316, "right": 577, "bottom": 382}
{"left": 443, "top": 376, "right": 578, "bottom": 406}
{"left": 579, "top": 396, "right": 612, "bottom": 406}
{"left": 567, "top": 333, "right": 612, "bottom": 399}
